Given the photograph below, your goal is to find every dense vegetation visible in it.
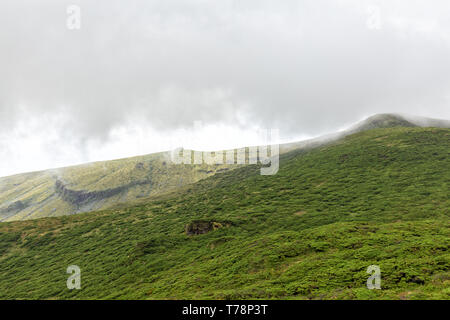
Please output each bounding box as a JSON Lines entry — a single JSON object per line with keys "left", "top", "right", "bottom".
{"left": 0, "top": 151, "right": 234, "bottom": 221}
{"left": 0, "top": 127, "right": 448, "bottom": 299}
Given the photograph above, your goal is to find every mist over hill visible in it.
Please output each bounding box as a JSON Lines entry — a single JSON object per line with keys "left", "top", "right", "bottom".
{"left": 0, "top": 113, "right": 448, "bottom": 222}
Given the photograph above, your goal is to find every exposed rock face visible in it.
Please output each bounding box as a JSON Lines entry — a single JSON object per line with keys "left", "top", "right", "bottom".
{"left": 55, "top": 179, "right": 150, "bottom": 208}
{"left": 1, "top": 200, "right": 27, "bottom": 214}
{"left": 185, "top": 220, "right": 227, "bottom": 235}
{"left": 0, "top": 200, "right": 29, "bottom": 221}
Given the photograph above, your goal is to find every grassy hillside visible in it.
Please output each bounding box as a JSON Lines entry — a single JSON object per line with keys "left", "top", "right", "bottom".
{"left": 0, "top": 152, "right": 236, "bottom": 221}
{"left": 1, "top": 113, "right": 447, "bottom": 222}
{"left": 0, "top": 127, "right": 448, "bottom": 299}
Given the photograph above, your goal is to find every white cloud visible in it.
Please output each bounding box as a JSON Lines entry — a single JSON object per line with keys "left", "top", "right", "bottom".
{"left": 0, "top": 0, "right": 449, "bottom": 176}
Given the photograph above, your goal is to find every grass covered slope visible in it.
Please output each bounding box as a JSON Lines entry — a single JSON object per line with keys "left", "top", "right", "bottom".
{"left": 0, "top": 152, "right": 235, "bottom": 222}
{"left": 0, "top": 127, "right": 448, "bottom": 299}
{"left": 1, "top": 113, "right": 447, "bottom": 223}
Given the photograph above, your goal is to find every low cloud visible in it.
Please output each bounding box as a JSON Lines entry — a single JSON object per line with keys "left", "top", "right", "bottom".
{"left": 1, "top": 0, "right": 449, "bottom": 176}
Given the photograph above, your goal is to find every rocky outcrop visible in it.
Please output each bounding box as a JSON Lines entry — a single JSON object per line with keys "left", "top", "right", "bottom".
{"left": 0, "top": 200, "right": 27, "bottom": 214}
{"left": 185, "top": 220, "right": 229, "bottom": 235}
{"left": 0, "top": 200, "right": 29, "bottom": 221}
{"left": 55, "top": 179, "right": 151, "bottom": 208}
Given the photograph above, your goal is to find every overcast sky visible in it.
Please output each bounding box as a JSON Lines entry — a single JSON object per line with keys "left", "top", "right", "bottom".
{"left": 1, "top": 0, "right": 450, "bottom": 177}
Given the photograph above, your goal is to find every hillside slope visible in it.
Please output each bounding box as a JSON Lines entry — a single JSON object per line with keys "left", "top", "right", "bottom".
{"left": 0, "top": 127, "right": 448, "bottom": 299}
{"left": 1, "top": 113, "right": 448, "bottom": 222}
{"left": 0, "top": 152, "right": 236, "bottom": 222}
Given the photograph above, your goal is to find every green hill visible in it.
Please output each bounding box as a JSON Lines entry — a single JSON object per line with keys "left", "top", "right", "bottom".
{"left": 1, "top": 113, "right": 447, "bottom": 223}
{"left": 0, "top": 152, "right": 237, "bottom": 222}
{"left": 0, "top": 126, "right": 448, "bottom": 299}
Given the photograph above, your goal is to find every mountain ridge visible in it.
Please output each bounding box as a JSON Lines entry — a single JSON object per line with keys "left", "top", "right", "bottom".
{"left": 0, "top": 113, "right": 448, "bottom": 222}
